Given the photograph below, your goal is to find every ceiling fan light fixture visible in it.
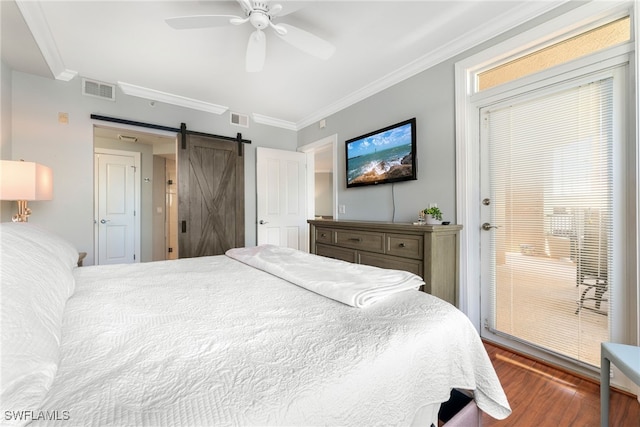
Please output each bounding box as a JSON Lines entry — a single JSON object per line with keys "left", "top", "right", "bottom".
{"left": 249, "top": 11, "right": 270, "bottom": 30}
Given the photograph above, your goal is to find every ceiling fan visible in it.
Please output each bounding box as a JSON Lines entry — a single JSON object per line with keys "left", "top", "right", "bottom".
{"left": 165, "top": 0, "right": 336, "bottom": 72}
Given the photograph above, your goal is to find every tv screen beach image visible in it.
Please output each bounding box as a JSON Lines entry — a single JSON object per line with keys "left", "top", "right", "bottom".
{"left": 346, "top": 122, "right": 415, "bottom": 187}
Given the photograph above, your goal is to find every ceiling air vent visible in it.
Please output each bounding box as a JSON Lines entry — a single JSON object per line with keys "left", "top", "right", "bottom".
{"left": 230, "top": 112, "right": 249, "bottom": 128}
{"left": 82, "top": 78, "right": 116, "bottom": 101}
{"left": 117, "top": 134, "right": 138, "bottom": 143}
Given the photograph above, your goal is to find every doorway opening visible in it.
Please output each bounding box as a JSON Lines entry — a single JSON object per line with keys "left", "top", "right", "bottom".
{"left": 299, "top": 134, "right": 339, "bottom": 221}
{"left": 93, "top": 125, "right": 178, "bottom": 263}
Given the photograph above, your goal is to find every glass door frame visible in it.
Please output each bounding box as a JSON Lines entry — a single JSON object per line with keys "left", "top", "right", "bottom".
{"left": 454, "top": 0, "right": 636, "bottom": 383}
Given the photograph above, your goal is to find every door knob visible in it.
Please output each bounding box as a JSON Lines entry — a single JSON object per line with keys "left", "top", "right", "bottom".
{"left": 100, "top": 219, "right": 110, "bottom": 224}
{"left": 259, "top": 220, "right": 268, "bottom": 225}
{"left": 482, "top": 222, "right": 498, "bottom": 231}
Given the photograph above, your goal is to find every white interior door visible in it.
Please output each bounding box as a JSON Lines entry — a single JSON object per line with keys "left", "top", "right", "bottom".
{"left": 95, "top": 150, "right": 139, "bottom": 264}
{"left": 256, "top": 147, "right": 308, "bottom": 250}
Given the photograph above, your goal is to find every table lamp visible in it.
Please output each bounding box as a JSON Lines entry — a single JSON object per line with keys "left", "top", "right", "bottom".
{"left": 0, "top": 160, "right": 53, "bottom": 222}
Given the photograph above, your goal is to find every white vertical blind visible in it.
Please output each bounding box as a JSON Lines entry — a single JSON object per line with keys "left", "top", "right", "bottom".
{"left": 485, "top": 77, "right": 613, "bottom": 367}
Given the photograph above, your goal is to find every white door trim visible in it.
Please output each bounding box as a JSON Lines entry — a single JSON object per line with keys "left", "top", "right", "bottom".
{"left": 94, "top": 148, "right": 141, "bottom": 264}
{"left": 635, "top": 0, "right": 640, "bottom": 351}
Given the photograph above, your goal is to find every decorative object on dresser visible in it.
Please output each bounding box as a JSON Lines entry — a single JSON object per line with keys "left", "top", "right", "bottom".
{"left": 308, "top": 219, "right": 462, "bottom": 306}
{"left": 423, "top": 206, "right": 443, "bottom": 225}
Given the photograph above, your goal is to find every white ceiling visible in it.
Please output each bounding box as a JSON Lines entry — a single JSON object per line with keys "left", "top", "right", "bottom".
{"left": 1, "top": 0, "right": 566, "bottom": 130}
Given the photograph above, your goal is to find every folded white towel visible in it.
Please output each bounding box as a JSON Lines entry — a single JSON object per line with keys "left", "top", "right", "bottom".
{"left": 225, "top": 245, "right": 424, "bottom": 308}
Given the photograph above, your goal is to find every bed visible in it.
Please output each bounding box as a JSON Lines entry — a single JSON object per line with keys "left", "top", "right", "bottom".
{"left": 1, "top": 223, "right": 510, "bottom": 426}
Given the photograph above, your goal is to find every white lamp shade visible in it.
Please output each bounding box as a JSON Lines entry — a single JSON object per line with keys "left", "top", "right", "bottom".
{"left": 0, "top": 160, "right": 53, "bottom": 201}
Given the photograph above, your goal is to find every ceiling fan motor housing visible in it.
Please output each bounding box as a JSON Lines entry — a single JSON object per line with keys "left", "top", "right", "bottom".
{"left": 249, "top": 1, "right": 271, "bottom": 30}
{"left": 249, "top": 11, "right": 269, "bottom": 30}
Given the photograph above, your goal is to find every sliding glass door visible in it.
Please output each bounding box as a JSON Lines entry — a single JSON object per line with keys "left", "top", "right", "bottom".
{"left": 480, "top": 70, "right": 622, "bottom": 367}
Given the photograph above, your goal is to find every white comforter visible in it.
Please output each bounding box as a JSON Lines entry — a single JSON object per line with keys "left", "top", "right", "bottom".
{"left": 34, "top": 254, "right": 510, "bottom": 426}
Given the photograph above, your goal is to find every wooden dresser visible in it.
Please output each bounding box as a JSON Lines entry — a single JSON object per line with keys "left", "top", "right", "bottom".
{"left": 308, "top": 220, "right": 462, "bottom": 306}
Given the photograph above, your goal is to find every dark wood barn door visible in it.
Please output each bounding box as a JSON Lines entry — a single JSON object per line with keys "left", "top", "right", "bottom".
{"left": 178, "top": 135, "right": 244, "bottom": 258}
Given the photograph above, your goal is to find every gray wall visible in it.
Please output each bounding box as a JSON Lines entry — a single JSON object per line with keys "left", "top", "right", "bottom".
{"left": 9, "top": 71, "right": 297, "bottom": 264}
{"left": 298, "top": 63, "right": 457, "bottom": 224}
{"left": 1, "top": 62, "right": 11, "bottom": 160}
{"left": 314, "top": 172, "right": 333, "bottom": 217}
{"left": 1, "top": 61, "right": 13, "bottom": 222}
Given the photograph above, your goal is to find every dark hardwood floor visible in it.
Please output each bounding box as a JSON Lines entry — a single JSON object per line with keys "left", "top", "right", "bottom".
{"left": 481, "top": 341, "right": 640, "bottom": 427}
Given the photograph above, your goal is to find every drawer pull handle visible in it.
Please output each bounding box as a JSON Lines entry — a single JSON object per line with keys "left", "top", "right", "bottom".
{"left": 320, "top": 233, "right": 327, "bottom": 237}
{"left": 348, "top": 238, "right": 362, "bottom": 242}
{"left": 398, "top": 242, "right": 406, "bottom": 248}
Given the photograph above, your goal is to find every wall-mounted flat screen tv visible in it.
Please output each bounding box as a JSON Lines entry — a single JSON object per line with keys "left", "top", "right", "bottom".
{"left": 345, "top": 118, "right": 417, "bottom": 188}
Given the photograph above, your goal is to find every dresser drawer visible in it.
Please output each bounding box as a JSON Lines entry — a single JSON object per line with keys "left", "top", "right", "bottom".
{"left": 315, "top": 228, "right": 334, "bottom": 244}
{"left": 335, "top": 230, "right": 384, "bottom": 253}
{"left": 316, "top": 243, "right": 356, "bottom": 263}
{"left": 358, "top": 252, "right": 423, "bottom": 277}
{"left": 386, "top": 233, "right": 423, "bottom": 260}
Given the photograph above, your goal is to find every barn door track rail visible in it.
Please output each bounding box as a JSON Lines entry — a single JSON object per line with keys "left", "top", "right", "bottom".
{"left": 90, "top": 114, "right": 251, "bottom": 156}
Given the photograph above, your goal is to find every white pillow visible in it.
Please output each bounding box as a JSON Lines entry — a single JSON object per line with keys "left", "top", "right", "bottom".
{"left": 3, "top": 223, "right": 79, "bottom": 269}
{"left": 0, "top": 223, "right": 77, "bottom": 425}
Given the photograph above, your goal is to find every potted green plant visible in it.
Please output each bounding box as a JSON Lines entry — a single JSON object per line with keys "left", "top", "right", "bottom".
{"left": 423, "top": 206, "right": 443, "bottom": 225}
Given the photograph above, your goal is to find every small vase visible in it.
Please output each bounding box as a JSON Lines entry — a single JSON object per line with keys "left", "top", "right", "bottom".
{"left": 425, "top": 216, "right": 442, "bottom": 225}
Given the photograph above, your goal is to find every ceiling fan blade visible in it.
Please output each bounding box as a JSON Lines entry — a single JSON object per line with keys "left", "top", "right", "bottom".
{"left": 165, "top": 15, "right": 241, "bottom": 30}
{"left": 236, "top": 0, "right": 253, "bottom": 14}
{"left": 275, "top": 23, "right": 335, "bottom": 60}
{"left": 274, "top": 2, "right": 306, "bottom": 17}
{"left": 246, "top": 30, "right": 266, "bottom": 73}
{"left": 269, "top": 21, "right": 287, "bottom": 36}
{"left": 269, "top": 3, "right": 283, "bottom": 16}
{"left": 230, "top": 16, "right": 250, "bottom": 26}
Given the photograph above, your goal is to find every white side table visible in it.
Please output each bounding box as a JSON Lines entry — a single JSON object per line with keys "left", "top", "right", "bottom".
{"left": 600, "top": 342, "right": 640, "bottom": 427}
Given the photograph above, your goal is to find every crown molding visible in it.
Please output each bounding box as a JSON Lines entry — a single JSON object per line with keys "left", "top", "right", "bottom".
{"left": 15, "top": 0, "right": 77, "bottom": 81}
{"left": 252, "top": 113, "right": 298, "bottom": 131}
{"left": 118, "top": 82, "right": 228, "bottom": 115}
{"left": 295, "top": 0, "right": 568, "bottom": 130}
